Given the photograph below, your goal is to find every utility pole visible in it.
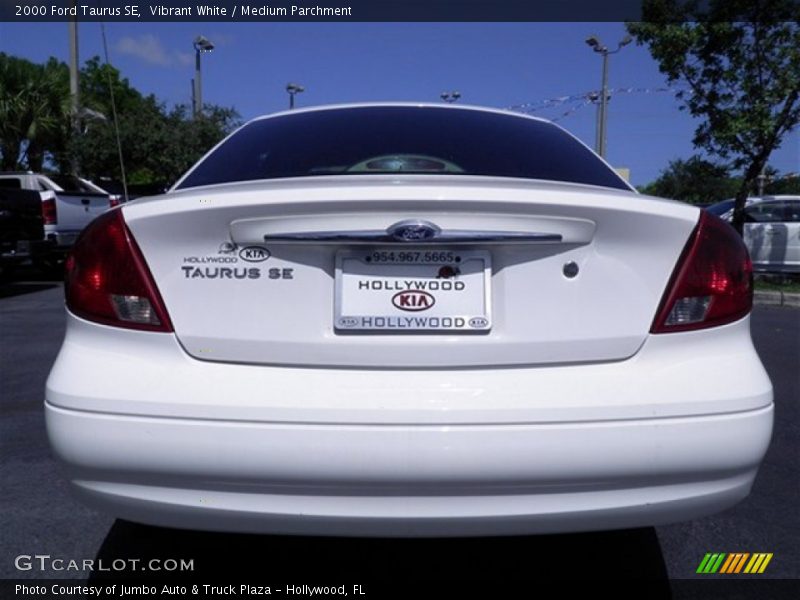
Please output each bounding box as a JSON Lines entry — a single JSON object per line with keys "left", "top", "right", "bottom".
{"left": 598, "top": 51, "right": 609, "bottom": 158}
{"left": 192, "top": 36, "right": 214, "bottom": 118}
{"left": 68, "top": 0, "right": 80, "bottom": 173}
{"left": 585, "top": 34, "right": 632, "bottom": 159}
{"left": 757, "top": 168, "right": 768, "bottom": 196}
{"left": 193, "top": 51, "right": 201, "bottom": 117}
{"left": 286, "top": 83, "right": 305, "bottom": 109}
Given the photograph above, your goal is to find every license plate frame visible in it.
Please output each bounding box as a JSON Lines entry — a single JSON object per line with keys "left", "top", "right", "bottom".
{"left": 334, "top": 248, "right": 492, "bottom": 333}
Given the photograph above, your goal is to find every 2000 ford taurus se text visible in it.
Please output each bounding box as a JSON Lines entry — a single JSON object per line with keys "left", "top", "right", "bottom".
{"left": 45, "top": 104, "right": 773, "bottom": 536}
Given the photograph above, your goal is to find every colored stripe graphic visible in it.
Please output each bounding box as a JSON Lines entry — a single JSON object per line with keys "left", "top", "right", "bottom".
{"left": 697, "top": 553, "right": 727, "bottom": 574}
{"left": 698, "top": 552, "right": 773, "bottom": 574}
{"left": 710, "top": 554, "right": 726, "bottom": 573}
{"left": 733, "top": 553, "right": 750, "bottom": 574}
{"left": 719, "top": 554, "right": 736, "bottom": 574}
{"left": 696, "top": 553, "right": 713, "bottom": 574}
{"left": 720, "top": 553, "right": 749, "bottom": 574}
{"left": 744, "top": 553, "right": 774, "bottom": 574}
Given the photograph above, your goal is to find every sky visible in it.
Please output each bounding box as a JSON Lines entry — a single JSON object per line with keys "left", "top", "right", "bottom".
{"left": 1, "top": 20, "right": 798, "bottom": 186}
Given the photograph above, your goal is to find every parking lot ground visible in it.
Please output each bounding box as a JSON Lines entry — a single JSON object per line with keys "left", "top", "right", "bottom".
{"left": 1, "top": 275, "right": 798, "bottom": 596}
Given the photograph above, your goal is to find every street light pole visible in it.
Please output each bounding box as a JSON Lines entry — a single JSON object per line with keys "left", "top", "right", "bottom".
{"left": 598, "top": 50, "right": 609, "bottom": 158}
{"left": 585, "top": 34, "right": 631, "bottom": 158}
{"left": 192, "top": 36, "right": 214, "bottom": 118}
{"left": 286, "top": 83, "right": 305, "bottom": 109}
{"left": 194, "top": 49, "right": 201, "bottom": 117}
{"left": 68, "top": 0, "right": 80, "bottom": 173}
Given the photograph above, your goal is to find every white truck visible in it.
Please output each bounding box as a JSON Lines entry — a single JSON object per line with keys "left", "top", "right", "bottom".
{"left": 0, "top": 172, "right": 117, "bottom": 271}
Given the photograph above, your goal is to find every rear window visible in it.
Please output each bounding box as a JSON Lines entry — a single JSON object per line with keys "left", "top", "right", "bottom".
{"left": 176, "top": 106, "right": 629, "bottom": 191}
{"left": 705, "top": 199, "right": 735, "bottom": 216}
{"left": 746, "top": 200, "right": 800, "bottom": 223}
{"left": 50, "top": 176, "right": 86, "bottom": 193}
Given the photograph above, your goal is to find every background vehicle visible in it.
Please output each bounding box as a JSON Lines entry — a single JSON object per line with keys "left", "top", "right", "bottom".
{"left": 0, "top": 188, "right": 50, "bottom": 280}
{"left": 0, "top": 171, "right": 115, "bottom": 272}
{"left": 49, "top": 174, "right": 123, "bottom": 207}
{"left": 705, "top": 198, "right": 738, "bottom": 216}
{"left": 706, "top": 196, "right": 800, "bottom": 273}
{"left": 704, "top": 196, "right": 763, "bottom": 217}
{"left": 46, "top": 104, "right": 773, "bottom": 537}
{"left": 740, "top": 196, "right": 800, "bottom": 274}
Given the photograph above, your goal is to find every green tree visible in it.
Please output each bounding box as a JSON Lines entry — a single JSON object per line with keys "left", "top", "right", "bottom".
{"left": 71, "top": 57, "right": 239, "bottom": 187}
{"left": 0, "top": 53, "right": 69, "bottom": 171}
{"left": 628, "top": 0, "right": 800, "bottom": 233}
{"left": 146, "top": 103, "right": 240, "bottom": 185}
{"left": 2, "top": 52, "right": 240, "bottom": 186}
{"left": 639, "top": 156, "right": 739, "bottom": 203}
{"left": 765, "top": 177, "right": 800, "bottom": 195}
{"left": 762, "top": 167, "right": 800, "bottom": 195}
{"left": 71, "top": 57, "right": 166, "bottom": 182}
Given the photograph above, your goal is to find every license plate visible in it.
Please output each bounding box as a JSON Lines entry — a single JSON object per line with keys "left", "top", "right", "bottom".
{"left": 334, "top": 249, "right": 492, "bottom": 333}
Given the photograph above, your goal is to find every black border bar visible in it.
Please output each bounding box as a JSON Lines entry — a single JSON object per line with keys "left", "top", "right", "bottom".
{"left": 2, "top": 0, "right": 647, "bottom": 22}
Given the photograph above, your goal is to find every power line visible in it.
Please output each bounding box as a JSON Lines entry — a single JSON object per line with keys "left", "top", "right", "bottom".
{"left": 508, "top": 86, "right": 685, "bottom": 122}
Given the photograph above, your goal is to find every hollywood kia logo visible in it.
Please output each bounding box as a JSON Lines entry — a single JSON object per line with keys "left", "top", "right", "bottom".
{"left": 392, "top": 290, "right": 435, "bottom": 311}
{"left": 238, "top": 246, "right": 271, "bottom": 263}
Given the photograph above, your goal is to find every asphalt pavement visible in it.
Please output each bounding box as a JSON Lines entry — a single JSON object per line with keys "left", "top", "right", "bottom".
{"left": 1, "top": 277, "right": 798, "bottom": 596}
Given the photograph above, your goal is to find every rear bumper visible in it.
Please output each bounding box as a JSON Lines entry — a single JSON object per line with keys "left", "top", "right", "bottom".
{"left": 45, "top": 312, "right": 774, "bottom": 536}
{"left": 46, "top": 403, "right": 773, "bottom": 536}
{"left": 1, "top": 239, "right": 54, "bottom": 263}
{"left": 753, "top": 262, "right": 800, "bottom": 274}
{"left": 44, "top": 230, "right": 80, "bottom": 250}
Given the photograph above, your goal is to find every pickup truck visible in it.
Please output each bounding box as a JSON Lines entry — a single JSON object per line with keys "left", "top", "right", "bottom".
{"left": 0, "top": 172, "right": 116, "bottom": 270}
{"left": 0, "top": 188, "right": 51, "bottom": 280}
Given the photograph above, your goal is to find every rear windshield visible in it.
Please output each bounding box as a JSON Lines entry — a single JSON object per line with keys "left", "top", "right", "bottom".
{"left": 50, "top": 176, "right": 99, "bottom": 194}
{"left": 705, "top": 199, "right": 735, "bottom": 216}
{"left": 176, "top": 106, "right": 629, "bottom": 191}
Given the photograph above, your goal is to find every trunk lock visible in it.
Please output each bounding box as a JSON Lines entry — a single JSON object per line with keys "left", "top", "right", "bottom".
{"left": 563, "top": 261, "right": 580, "bottom": 278}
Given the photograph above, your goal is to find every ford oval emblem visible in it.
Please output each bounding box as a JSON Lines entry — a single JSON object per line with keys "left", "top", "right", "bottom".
{"left": 387, "top": 220, "right": 441, "bottom": 242}
{"left": 392, "top": 290, "right": 436, "bottom": 312}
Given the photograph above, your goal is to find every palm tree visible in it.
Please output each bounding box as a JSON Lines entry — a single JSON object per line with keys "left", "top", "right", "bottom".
{"left": 0, "top": 53, "right": 69, "bottom": 171}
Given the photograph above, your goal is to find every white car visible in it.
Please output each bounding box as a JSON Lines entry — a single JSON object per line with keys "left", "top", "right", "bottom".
{"left": 740, "top": 197, "right": 800, "bottom": 274}
{"left": 706, "top": 196, "right": 800, "bottom": 273}
{"left": 46, "top": 104, "right": 773, "bottom": 537}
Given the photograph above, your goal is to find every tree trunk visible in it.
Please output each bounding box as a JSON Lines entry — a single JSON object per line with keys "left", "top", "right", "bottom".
{"left": 731, "top": 179, "right": 751, "bottom": 236}
{"left": 731, "top": 158, "right": 769, "bottom": 236}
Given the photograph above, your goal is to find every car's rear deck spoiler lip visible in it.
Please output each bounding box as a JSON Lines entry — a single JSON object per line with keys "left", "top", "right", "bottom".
{"left": 262, "top": 230, "right": 564, "bottom": 245}
{"left": 229, "top": 211, "right": 596, "bottom": 247}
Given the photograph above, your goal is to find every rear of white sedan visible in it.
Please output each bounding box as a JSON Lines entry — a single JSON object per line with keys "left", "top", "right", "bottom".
{"left": 45, "top": 104, "right": 773, "bottom": 536}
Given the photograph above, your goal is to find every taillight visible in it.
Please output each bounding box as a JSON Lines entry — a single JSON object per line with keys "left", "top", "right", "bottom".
{"left": 109, "top": 195, "right": 121, "bottom": 208}
{"left": 42, "top": 198, "right": 57, "bottom": 225}
{"left": 65, "top": 209, "right": 173, "bottom": 332}
{"left": 651, "top": 211, "right": 752, "bottom": 333}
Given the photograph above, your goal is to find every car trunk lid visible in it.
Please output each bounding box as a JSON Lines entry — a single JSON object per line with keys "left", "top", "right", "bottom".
{"left": 123, "top": 176, "right": 699, "bottom": 368}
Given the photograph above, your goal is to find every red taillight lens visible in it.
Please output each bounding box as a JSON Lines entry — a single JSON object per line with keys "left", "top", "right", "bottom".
{"left": 42, "top": 198, "right": 57, "bottom": 225}
{"left": 65, "top": 209, "right": 173, "bottom": 332}
{"left": 651, "top": 211, "right": 752, "bottom": 333}
{"left": 109, "top": 195, "right": 121, "bottom": 208}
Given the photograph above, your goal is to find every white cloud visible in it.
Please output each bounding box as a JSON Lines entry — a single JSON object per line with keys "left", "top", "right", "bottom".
{"left": 115, "top": 35, "right": 187, "bottom": 68}
{"left": 176, "top": 52, "right": 194, "bottom": 67}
